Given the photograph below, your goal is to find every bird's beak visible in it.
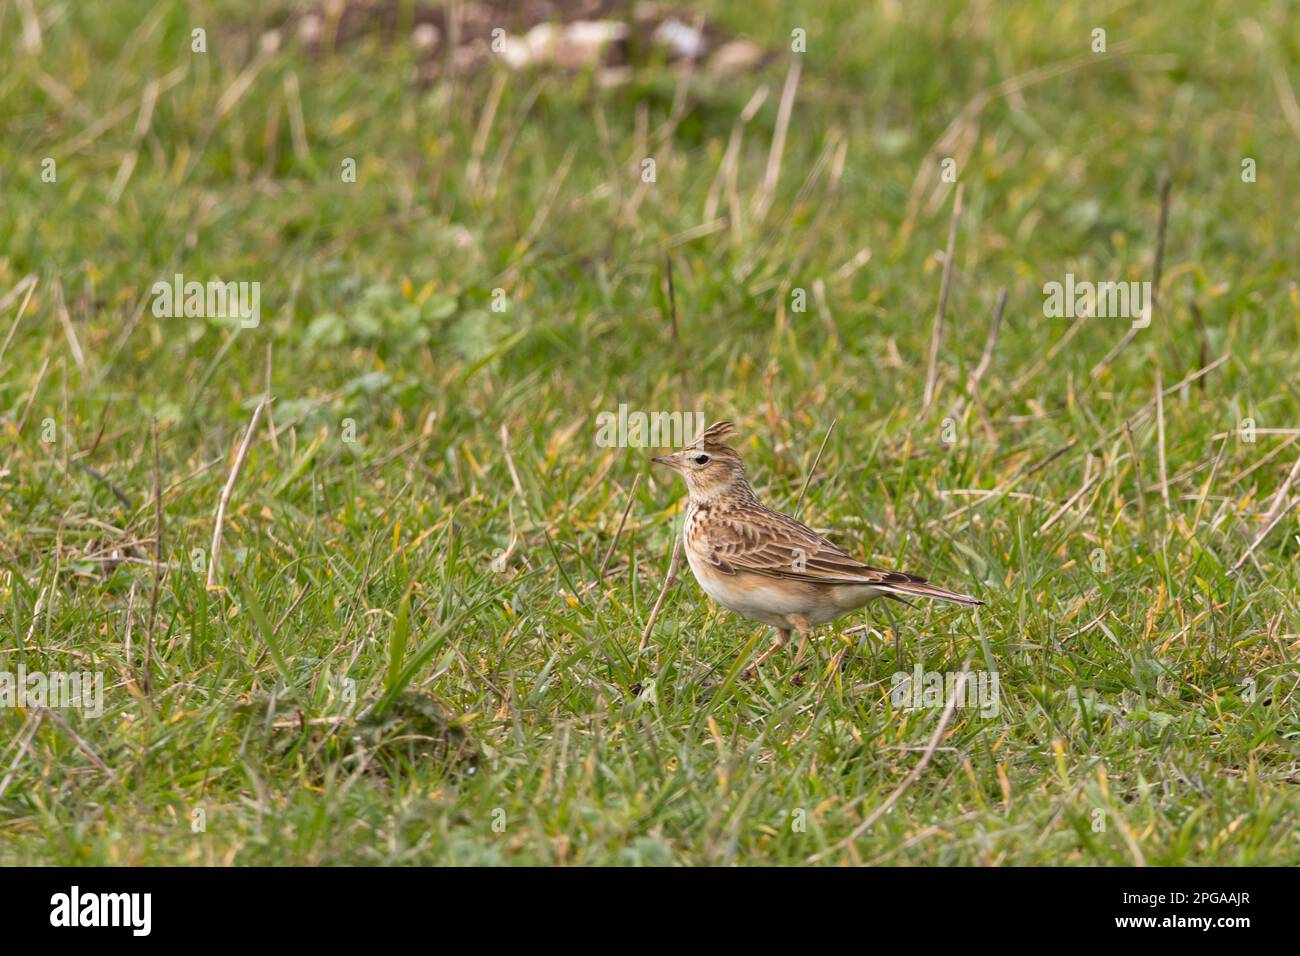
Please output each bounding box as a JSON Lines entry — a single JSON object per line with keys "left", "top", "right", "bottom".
{"left": 651, "top": 455, "right": 670, "bottom": 465}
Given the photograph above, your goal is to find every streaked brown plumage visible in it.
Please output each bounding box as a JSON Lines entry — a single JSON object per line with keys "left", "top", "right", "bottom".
{"left": 653, "top": 420, "right": 983, "bottom": 671}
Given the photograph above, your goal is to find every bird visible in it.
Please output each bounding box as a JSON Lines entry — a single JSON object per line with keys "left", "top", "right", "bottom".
{"left": 652, "top": 420, "right": 983, "bottom": 673}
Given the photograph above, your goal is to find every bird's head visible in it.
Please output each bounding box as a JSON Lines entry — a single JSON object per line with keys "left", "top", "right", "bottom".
{"left": 652, "top": 420, "right": 747, "bottom": 500}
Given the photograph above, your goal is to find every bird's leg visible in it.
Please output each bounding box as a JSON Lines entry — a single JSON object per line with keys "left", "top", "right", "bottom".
{"left": 749, "top": 628, "right": 790, "bottom": 673}
{"left": 789, "top": 614, "right": 813, "bottom": 666}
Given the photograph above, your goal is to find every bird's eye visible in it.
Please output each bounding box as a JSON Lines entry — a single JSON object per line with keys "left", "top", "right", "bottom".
{"left": 693, "top": 454, "right": 710, "bottom": 465}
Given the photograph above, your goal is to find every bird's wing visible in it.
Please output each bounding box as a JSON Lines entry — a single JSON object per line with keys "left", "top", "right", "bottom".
{"left": 698, "top": 505, "right": 925, "bottom": 587}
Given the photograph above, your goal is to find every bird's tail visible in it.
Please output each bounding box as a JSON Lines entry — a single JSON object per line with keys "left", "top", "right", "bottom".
{"left": 882, "top": 580, "right": 984, "bottom": 607}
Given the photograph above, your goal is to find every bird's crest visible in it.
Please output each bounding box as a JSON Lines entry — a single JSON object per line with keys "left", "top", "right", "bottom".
{"left": 691, "top": 420, "right": 736, "bottom": 449}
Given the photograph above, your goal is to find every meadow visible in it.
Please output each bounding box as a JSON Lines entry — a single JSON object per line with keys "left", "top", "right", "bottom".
{"left": 1, "top": 0, "right": 1297, "bottom": 865}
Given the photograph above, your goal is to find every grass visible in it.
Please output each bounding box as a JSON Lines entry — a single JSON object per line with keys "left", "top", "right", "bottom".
{"left": 1, "top": 0, "right": 1298, "bottom": 865}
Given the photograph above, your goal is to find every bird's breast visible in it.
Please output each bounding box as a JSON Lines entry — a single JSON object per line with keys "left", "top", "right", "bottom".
{"left": 684, "top": 546, "right": 816, "bottom": 626}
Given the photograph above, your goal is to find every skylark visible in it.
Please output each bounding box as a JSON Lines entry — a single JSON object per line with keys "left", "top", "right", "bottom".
{"left": 653, "top": 421, "right": 983, "bottom": 672}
